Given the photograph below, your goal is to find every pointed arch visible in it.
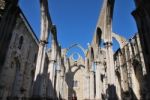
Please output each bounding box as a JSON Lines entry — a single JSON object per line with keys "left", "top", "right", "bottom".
{"left": 66, "top": 44, "right": 86, "bottom": 57}
{"left": 112, "top": 32, "right": 128, "bottom": 49}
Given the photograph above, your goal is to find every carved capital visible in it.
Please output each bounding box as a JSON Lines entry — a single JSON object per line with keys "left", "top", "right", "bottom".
{"left": 39, "top": 40, "right": 48, "bottom": 45}
{"left": 104, "top": 42, "right": 113, "bottom": 47}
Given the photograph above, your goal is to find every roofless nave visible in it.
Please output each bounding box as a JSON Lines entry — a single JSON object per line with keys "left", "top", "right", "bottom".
{"left": 0, "top": 0, "right": 150, "bottom": 100}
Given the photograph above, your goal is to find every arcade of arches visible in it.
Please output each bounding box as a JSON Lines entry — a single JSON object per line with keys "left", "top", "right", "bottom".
{"left": 0, "top": 0, "right": 150, "bottom": 100}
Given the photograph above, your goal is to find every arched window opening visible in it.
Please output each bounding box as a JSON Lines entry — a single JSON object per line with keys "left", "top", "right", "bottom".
{"left": 96, "top": 27, "right": 102, "bottom": 46}
{"left": 18, "top": 36, "right": 23, "bottom": 49}
{"left": 91, "top": 47, "right": 94, "bottom": 61}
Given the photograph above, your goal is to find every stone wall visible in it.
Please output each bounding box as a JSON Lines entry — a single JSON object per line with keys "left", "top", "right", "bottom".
{"left": 0, "top": 8, "right": 38, "bottom": 99}
{"left": 114, "top": 33, "right": 149, "bottom": 99}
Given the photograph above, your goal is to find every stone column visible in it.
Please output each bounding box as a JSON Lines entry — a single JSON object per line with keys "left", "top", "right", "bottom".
{"left": 34, "top": 42, "right": 46, "bottom": 80}
{"left": 47, "top": 26, "right": 58, "bottom": 98}
{"left": 95, "top": 61, "right": 103, "bottom": 99}
{"left": 49, "top": 25, "right": 58, "bottom": 86}
{"left": 104, "top": 42, "right": 116, "bottom": 99}
{"left": 60, "top": 73, "right": 64, "bottom": 99}
{"left": 101, "top": 61, "right": 107, "bottom": 97}
{"left": 118, "top": 52, "right": 126, "bottom": 91}
{"left": 33, "top": 41, "right": 47, "bottom": 97}
{"left": 84, "top": 74, "right": 90, "bottom": 99}
{"left": 34, "top": 0, "right": 50, "bottom": 81}
{"left": 136, "top": 34, "right": 147, "bottom": 75}
{"left": 47, "top": 59, "right": 56, "bottom": 98}
{"left": 56, "top": 70, "right": 61, "bottom": 98}
{"left": 33, "top": 0, "right": 49, "bottom": 97}
{"left": 90, "top": 63, "right": 95, "bottom": 99}
{"left": 55, "top": 50, "right": 62, "bottom": 99}
{"left": 83, "top": 58, "right": 90, "bottom": 99}
{"left": 128, "top": 43, "right": 141, "bottom": 99}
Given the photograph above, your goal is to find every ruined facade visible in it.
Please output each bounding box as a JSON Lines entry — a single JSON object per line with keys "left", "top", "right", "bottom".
{"left": 0, "top": 6, "right": 39, "bottom": 100}
{"left": 0, "top": 0, "right": 150, "bottom": 100}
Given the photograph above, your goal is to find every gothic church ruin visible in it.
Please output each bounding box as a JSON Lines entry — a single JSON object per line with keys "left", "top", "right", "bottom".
{"left": 0, "top": 0, "right": 150, "bottom": 100}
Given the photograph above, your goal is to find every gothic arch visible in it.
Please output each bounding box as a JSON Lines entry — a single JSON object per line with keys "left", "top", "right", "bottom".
{"left": 66, "top": 44, "right": 86, "bottom": 55}
{"left": 91, "top": 47, "right": 94, "bottom": 61}
{"left": 66, "top": 44, "right": 86, "bottom": 57}
{"left": 112, "top": 32, "right": 128, "bottom": 49}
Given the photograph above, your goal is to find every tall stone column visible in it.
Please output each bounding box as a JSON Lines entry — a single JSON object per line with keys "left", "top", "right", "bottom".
{"left": 83, "top": 58, "right": 90, "bottom": 99}
{"left": 33, "top": 0, "right": 49, "bottom": 97}
{"left": 47, "top": 59, "right": 56, "bottom": 98}
{"left": 136, "top": 34, "right": 147, "bottom": 75}
{"left": 84, "top": 74, "right": 90, "bottom": 99}
{"left": 99, "top": 0, "right": 116, "bottom": 98}
{"left": 56, "top": 70, "right": 60, "bottom": 98}
{"left": 90, "top": 63, "right": 95, "bottom": 99}
{"left": 60, "top": 69, "right": 65, "bottom": 99}
{"left": 47, "top": 25, "right": 58, "bottom": 98}
{"left": 128, "top": 43, "right": 141, "bottom": 99}
{"left": 104, "top": 42, "right": 116, "bottom": 99}
{"left": 118, "top": 52, "right": 125, "bottom": 91}
{"left": 95, "top": 61, "right": 103, "bottom": 99}
{"left": 55, "top": 49, "right": 62, "bottom": 99}
{"left": 34, "top": 42, "right": 46, "bottom": 81}
{"left": 34, "top": 0, "right": 49, "bottom": 81}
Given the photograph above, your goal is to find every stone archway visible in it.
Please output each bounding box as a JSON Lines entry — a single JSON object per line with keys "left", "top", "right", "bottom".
{"left": 66, "top": 43, "right": 86, "bottom": 58}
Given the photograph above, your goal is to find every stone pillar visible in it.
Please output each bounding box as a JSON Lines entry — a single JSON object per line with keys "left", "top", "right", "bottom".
{"left": 47, "top": 27, "right": 58, "bottom": 98}
{"left": 118, "top": 52, "right": 126, "bottom": 91}
{"left": 47, "top": 59, "right": 56, "bottom": 98}
{"left": 59, "top": 72, "right": 64, "bottom": 99}
{"left": 136, "top": 34, "right": 147, "bottom": 75}
{"left": 90, "top": 63, "right": 95, "bottom": 99}
{"left": 84, "top": 74, "right": 90, "bottom": 99}
{"left": 33, "top": 0, "right": 49, "bottom": 97}
{"left": 56, "top": 70, "right": 61, "bottom": 98}
{"left": 95, "top": 61, "right": 103, "bottom": 99}
{"left": 33, "top": 41, "right": 46, "bottom": 97}
{"left": 83, "top": 58, "right": 90, "bottom": 99}
{"left": 34, "top": 42, "right": 46, "bottom": 80}
{"left": 127, "top": 43, "right": 133, "bottom": 88}
{"left": 55, "top": 50, "right": 62, "bottom": 99}
{"left": 128, "top": 43, "right": 141, "bottom": 99}
{"left": 101, "top": 62, "right": 107, "bottom": 98}
{"left": 104, "top": 42, "right": 116, "bottom": 99}
{"left": 49, "top": 25, "right": 58, "bottom": 86}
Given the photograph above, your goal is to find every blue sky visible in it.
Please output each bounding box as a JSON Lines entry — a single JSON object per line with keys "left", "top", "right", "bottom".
{"left": 19, "top": 0, "right": 137, "bottom": 54}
